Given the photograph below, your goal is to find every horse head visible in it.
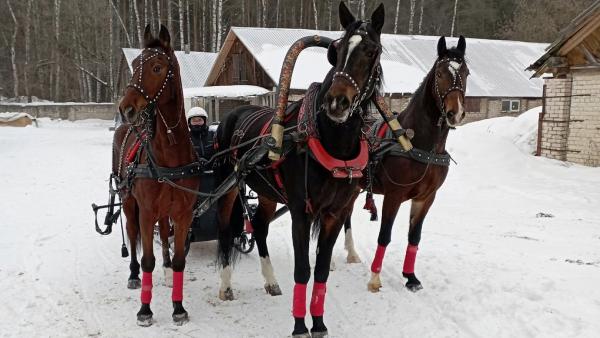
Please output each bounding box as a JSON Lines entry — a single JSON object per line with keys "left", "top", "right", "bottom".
{"left": 324, "top": 2, "right": 385, "bottom": 123}
{"left": 119, "top": 25, "right": 177, "bottom": 125}
{"left": 432, "top": 35, "right": 469, "bottom": 127}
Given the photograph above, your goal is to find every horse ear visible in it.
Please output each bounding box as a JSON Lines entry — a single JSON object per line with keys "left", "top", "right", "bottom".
{"left": 370, "top": 3, "right": 385, "bottom": 34}
{"left": 143, "top": 24, "right": 154, "bottom": 47}
{"left": 327, "top": 40, "right": 338, "bottom": 66}
{"left": 457, "top": 35, "right": 466, "bottom": 55}
{"left": 437, "top": 36, "right": 447, "bottom": 57}
{"left": 339, "top": 1, "right": 355, "bottom": 30}
{"left": 159, "top": 24, "right": 171, "bottom": 49}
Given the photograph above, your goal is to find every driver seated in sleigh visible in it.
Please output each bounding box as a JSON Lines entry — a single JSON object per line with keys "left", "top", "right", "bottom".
{"left": 186, "top": 106, "right": 215, "bottom": 162}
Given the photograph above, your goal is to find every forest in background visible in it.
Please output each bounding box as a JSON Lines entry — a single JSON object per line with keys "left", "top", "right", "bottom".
{"left": 0, "top": 0, "right": 595, "bottom": 102}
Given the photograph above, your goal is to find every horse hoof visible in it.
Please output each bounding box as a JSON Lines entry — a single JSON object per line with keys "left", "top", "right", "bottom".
{"left": 292, "top": 332, "right": 311, "bottom": 338}
{"left": 311, "top": 330, "right": 329, "bottom": 338}
{"left": 136, "top": 313, "right": 153, "bottom": 327}
{"left": 264, "top": 283, "right": 282, "bottom": 296}
{"left": 172, "top": 311, "right": 189, "bottom": 326}
{"left": 219, "top": 287, "right": 234, "bottom": 301}
{"left": 346, "top": 254, "right": 361, "bottom": 264}
{"left": 128, "top": 278, "right": 141, "bottom": 289}
{"left": 368, "top": 273, "right": 382, "bottom": 293}
{"left": 406, "top": 282, "right": 423, "bottom": 292}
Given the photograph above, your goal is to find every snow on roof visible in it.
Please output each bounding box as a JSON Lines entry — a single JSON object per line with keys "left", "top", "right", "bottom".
{"left": 122, "top": 48, "right": 217, "bottom": 88}
{"left": 230, "top": 27, "right": 548, "bottom": 97}
{"left": 183, "top": 85, "right": 270, "bottom": 98}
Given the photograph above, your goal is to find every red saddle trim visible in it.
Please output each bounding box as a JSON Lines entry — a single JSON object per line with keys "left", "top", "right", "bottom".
{"left": 377, "top": 122, "right": 389, "bottom": 139}
{"left": 307, "top": 137, "right": 369, "bottom": 179}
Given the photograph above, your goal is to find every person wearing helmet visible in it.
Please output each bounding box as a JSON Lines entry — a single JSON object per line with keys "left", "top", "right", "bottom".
{"left": 187, "top": 107, "right": 215, "bottom": 160}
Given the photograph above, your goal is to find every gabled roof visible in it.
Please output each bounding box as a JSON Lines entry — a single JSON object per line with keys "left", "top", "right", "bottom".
{"left": 122, "top": 48, "right": 217, "bottom": 88}
{"left": 528, "top": 0, "right": 600, "bottom": 77}
{"left": 208, "top": 27, "right": 547, "bottom": 98}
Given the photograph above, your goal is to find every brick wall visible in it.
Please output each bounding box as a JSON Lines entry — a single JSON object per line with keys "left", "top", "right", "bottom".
{"left": 566, "top": 70, "right": 600, "bottom": 166}
{"left": 540, "top": 76, "right": 573, "bottom": 161}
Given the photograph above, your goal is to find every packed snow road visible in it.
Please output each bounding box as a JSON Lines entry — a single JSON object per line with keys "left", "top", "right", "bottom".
{"left": 1, "top": 112, "right": 599, "bottom": 337}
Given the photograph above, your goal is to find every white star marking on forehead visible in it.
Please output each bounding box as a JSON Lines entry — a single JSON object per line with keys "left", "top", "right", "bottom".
{"left": 344, "top": 35, "right": 363, "bottom": 69}
{"left": 448, "top": 61, "right": 461, "bottom": 78}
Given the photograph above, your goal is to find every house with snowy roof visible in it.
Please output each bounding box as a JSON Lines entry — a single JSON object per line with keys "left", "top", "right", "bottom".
{"left": 528, "top": 0, "right": 600, "bottom": 167}
{"left": 205, "top": 26, "right": 547, "bottom": 123}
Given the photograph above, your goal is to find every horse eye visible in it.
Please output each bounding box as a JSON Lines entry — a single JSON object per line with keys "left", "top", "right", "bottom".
{"left": 153, "top": 66, "right": 161, "bottom": 73}
{"left": 366, "top": 51, "right": 374, "bottom": 58}
{"left": 436, "top": 72, "right": 442, "bottom": 78}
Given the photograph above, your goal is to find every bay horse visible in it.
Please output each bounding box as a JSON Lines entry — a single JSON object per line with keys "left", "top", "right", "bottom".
{"left": 214, "top": 2, "right": 385, "bottom": 336}
{"left": 114, "top": 25, "right": 199, "bottom": 326}
{"left": 345, "top": 35, "right": 469, "bottom": 293}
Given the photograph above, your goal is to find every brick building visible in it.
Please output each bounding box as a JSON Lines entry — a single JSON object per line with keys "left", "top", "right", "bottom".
{"left": 528, "top": 1, "right": 600, "bottom": 166}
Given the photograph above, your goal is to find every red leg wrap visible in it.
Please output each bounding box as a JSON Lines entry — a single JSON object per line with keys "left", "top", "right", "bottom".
{"left": 244, "top": 218, "right": 254, "bottom": 233}
{"left": 371, "top": 245, "right": 386, "bottom": 273}
{"left": 292, "top": 283, "right": 307, "bottom": 318}
{"left": 141, "top": 272, "right": 153, "bottom": 304}
{"left": 172, "top": 271, "right": 183, "bottom": 302}
{"left": 310, "top": 282, "right": 327, "bottom": 317}
{"left": 402, "top": 244, "right": 418, "bottom": 274}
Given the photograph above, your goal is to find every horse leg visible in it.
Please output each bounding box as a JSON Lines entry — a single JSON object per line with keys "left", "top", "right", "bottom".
{"left": 253, "top": 196, "right": 281, "bottom": 296}
{"left": 343, "top": 200, "right": 361, "bottom": 263}
{"left": 170, "top": 211, "right": 193, "bottom": 325}
{"left": 217, "top": 188, "right": 239, "bottom": 301}
{"left": 158, "top": 217, "right": 173, "bottom": 287}
{"left": 368, "top": 194, "right": 402, "bottom": 293}
{"left": 124, "top": 198, "right": 141, "bottom": 289}
{"left": 403, "top": 195, "right": 436, "bottom": 292}
{"left": 136, "top": 211, "right": 157, "bottom": 326}
{"left": 310, "top": 212, "right": 345, "bottom": 337}
{"left": 290, "top": 207, "right": 312, "bottom": 338}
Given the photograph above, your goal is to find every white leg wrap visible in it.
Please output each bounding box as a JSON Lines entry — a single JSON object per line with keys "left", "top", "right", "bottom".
{"left": 345, "top": 228, "right": 361, "bottom": 263}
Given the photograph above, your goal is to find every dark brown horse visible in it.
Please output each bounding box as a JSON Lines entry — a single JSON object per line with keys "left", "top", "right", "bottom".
{"left": 344, "top": 36, "right": 469, "bottom": 293}
{"left": 214, "top": 3, "right": 385, "bottom": 337}
{"left": 114, "top": 25, "right": 199, "bottom": 326}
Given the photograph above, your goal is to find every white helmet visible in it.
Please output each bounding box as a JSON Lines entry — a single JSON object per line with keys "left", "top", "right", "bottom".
{"left": 187, "top": 106, "right": 208, "bottom": 121}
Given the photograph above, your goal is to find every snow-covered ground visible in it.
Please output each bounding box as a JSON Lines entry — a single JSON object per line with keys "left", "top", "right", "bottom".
{"left": 1, "top": 109, "right": 599, "bottom": 337}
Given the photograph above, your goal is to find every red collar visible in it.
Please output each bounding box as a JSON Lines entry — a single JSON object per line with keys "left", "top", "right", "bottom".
{"left": 307, "top": 136, "right": 369, "bottom": 179}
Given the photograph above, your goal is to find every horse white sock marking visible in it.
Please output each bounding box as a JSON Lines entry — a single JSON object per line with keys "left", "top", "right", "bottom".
{"left": 220, "top": 266, "right": 232, "bottom": 291}
{"left": 260, "top": 256, "right": 277, "bottom": 285}
{"left": 163, "top": 267, "right": 173, "bottom": 287}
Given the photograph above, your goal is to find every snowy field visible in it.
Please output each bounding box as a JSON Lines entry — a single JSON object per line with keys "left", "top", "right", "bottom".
{"left": 1, "top": 109, "right": 600, "bottom": 337}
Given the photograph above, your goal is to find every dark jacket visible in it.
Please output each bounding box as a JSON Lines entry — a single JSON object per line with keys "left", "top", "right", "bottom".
{"left": 190, "top": 125, "right": 215, "bottom": 160}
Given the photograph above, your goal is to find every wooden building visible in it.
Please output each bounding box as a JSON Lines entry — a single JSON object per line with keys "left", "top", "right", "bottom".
{"left": 528, "top": 1, "right": 600, "bottom": 166}
{"left": 206, "top": 27, "right": 546, "bottom": 124}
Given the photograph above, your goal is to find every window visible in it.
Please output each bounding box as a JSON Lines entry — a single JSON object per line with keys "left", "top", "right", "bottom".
{"left": 501, "top": 99, "right": 520, "bottom": 112}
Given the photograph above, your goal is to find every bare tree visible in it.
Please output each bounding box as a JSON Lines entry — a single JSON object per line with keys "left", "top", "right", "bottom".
{"left": 276, "top": 0, "right": 280, "bottom": 27}
{"left": 179, "top": 0, "right": 184, "bottom": 48}
{"left": 418, "top": 0, "right": 424, "bottom": 34}
{"left": 408, "top": 0, "right": 416, "bottom": 34}
{"left": 186, "top": 0, "right": 191, "bottom": 48}
{"left": 299, "top": 0, "right": 303, "bottom": 28}
{"left": 24, "top": 0, "right": 33, "bottom": 99}
{"left": 111, "top": 0, "right": 132, "bottom": 47}
{"left": 359, "top": 0, "right": 365, "bottom": 18}
{"left": 54, "top": 0, "right": 61, "bottom": 100}
{"left": 156, "top": 0, "right": 161, "bottom": 27}
{"left": 6, "top": 0, "right": 19, "bottom": 97}
{"left": 394, "top": 0, "right": 401, "bottom": 34}
{"left": 312, "top": 0, "right": 318, "bottom": 29}
{"left": 108, "top": 0, "right": 114, "bottom": 99}
{"left": 217, "top": 0, "right": 223, "bottom": 48}
{"left": 133, "top": 0, "right": 143, "bottom": 47}
{"left": 144, "top": 0, "right": 148, "bottom": 28}
{"left": 451, "top": 0, "right": 459, "bottom": 36}
{"left": 328, "top": 0, "right": 332, "bottom": 30}
{"left": 168, "top": 0, "right": 173, "bottom": 36}
{"left": 262, "top": 0, "right": 267, "bottom": 27}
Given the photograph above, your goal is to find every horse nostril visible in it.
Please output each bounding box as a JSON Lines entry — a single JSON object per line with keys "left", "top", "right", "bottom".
{"left": 124, "top": 106, "right": 134, "bottom": 119}
{"left": 447, "top": 111, "right": 455, "bottom": 118}
{"left": 336, "top": 96, "right": 349, "bottom": 109}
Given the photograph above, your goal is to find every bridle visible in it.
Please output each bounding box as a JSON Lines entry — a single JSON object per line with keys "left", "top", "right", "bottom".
{"left": 331, "top": 24, "right": 382, "bottom": 118}
{"left": 433, "top": 57, "right": 466, "bottom": 127}
{"left": 126, "top": 47, "right": 181, "bottom": 144}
